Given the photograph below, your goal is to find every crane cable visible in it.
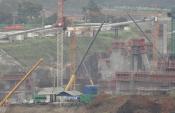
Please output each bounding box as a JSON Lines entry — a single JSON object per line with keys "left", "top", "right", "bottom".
{"left": 127, "top": 13, "right": 162, "bottom": 57}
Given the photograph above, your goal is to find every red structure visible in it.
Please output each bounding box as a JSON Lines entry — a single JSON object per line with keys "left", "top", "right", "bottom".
{"left": 57, "top": 0, "right": 64, "bottom": 27}
{"left": 3, "top": 24, "right": 24, "bottom": 31}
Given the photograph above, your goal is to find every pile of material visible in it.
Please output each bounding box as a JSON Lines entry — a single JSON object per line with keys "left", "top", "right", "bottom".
{"left": 87, "top": 95, "right": 175, "bottom": 113}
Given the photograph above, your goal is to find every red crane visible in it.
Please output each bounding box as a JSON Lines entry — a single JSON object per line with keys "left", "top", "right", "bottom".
{"left": 57, "top": 0, "right": 64, "bottom": 27}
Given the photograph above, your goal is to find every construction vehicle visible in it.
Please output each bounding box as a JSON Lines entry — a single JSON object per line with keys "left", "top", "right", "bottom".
{"left": 65, "top": 23, "right": 104, "bottom": 91}
{"left": 65, "top": 16, "right": 156, "bottom": 90}
{"left": 63, "top": 23, "right": 104, "bottom": 105}
{"left": 0, "top": 58, "right": 43, "bottom": 107}
{"left": 64, "top": 16, "right": 157, "bottom": 103}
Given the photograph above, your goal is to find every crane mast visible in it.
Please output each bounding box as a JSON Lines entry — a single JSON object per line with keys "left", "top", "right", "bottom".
{"left": 56, "top": 0, "right": 64, "bottom": 87}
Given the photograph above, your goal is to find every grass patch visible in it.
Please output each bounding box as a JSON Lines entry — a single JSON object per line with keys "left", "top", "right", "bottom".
{"left": 0, "top": 38, "right": 57, "bottom": 67}
{"left": 0, "top": 29, "right": 140, "bottom": 68}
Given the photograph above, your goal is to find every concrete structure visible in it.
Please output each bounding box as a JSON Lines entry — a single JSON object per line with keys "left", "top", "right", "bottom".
{"left": 158, "top": 17, "right": 171, "bottom": 55}
{"left": 98, "top": 39, "right": 175, "bottom": 95}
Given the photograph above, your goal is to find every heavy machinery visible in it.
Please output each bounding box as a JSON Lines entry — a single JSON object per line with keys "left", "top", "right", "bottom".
{"left": 64, "top": 24, "right": 104, "bottom": 104}
{"left": 65, "top": 16, "right": 157, "bottom": 91}
{"left": 0, "top": 58, "right": 43, "bottom": 107}
{"left": 65, "top": 23, "right": 104, "bottom": 91}
{"left": 68, "top": 28, "right": 95, "bottom": 90}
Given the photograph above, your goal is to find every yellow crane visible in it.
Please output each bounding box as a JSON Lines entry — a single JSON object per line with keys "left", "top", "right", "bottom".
{"left": 0, "top": 58, "right": 43, "bottom": 107}
{"left": 65, "top": 23, "right": 104, "bottom": 91}
{"left": 65, "top": 16, "right": 156, "bottom": 91}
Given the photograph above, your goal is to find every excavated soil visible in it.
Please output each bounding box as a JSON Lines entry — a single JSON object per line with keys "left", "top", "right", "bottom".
{"left": 5, "top": 95, "right": 175, "bottom": 113}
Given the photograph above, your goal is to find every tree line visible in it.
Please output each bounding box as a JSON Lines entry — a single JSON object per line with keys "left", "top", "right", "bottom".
{"left": 0, "top": 0, "right": 53, "bottom": 25}
{"left": 0, "top": 0, "right": 129, "bottom": 26}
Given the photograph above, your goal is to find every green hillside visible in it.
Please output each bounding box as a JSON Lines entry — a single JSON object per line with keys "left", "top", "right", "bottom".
{"left": 0, "top": 28, "right": 139, "bottom": 67}
{"left": 0, "top": 36, "right": 112, "bottom": 67}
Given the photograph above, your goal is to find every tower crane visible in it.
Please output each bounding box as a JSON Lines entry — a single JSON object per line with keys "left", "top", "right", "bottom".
{"left": 57, "top": 0, "right": 64, "bottom": 27}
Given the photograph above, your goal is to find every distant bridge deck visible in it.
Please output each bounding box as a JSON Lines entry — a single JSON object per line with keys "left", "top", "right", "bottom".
{"left": 115, "top": 71, "right": 175, "bottom": 83}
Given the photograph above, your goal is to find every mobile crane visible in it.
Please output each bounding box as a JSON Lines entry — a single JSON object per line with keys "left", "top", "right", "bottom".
{"left": 0, "top": 58, "right": 43, "bottom": 107}
{"left": 64, "top": 16, "right": 156, "bottom": 91}
{"left": 65, "top": 23, "right": 104, "bottom": 91}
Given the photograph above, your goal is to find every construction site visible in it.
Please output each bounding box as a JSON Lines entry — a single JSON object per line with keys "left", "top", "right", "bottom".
{"left": 0, "top": 0, "right": 175, "bottom": 113}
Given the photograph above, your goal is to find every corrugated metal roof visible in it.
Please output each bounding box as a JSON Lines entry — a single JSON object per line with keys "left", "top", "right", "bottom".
{"left": 66, "top": 90, "right": 82, "bottom": 96}
{"left": 38, "top": 87, "right": 64, "bottom": 95}
{"left": 57, "top": 90, "right": 82, "bottom": 96}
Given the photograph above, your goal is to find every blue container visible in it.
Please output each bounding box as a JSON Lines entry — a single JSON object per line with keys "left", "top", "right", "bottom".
{"left": 83, "top": 85, "right": 98, "bottom": 95}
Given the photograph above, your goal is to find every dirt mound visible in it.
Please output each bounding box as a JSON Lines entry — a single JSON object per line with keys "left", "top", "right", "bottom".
{"left": 87, "top": 95, "right": 175, "bottom": 113}
{"left": 87, "top": 94, "right": 129, "bottom": 113}
{"left": 117, "top": 96, "right": 175, "bottom": 113}
{"left": 158, "top": 96, "right": 175, "bottom": 113}
{"left": 117, "top": 96, "right": 161, "bottom": 113}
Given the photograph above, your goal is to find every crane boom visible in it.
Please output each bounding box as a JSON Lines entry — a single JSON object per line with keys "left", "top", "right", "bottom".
{"left": 0, "top": 58, "right": 43, "bottom": 106}
{"left": 76, "top": 17, "right": 155, "bottom": 27}
{"left": 65, "top": 23, "right": 104, "bottom": 91}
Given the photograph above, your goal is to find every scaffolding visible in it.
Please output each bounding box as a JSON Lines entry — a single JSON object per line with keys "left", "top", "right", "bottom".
{"left": 56, "top": 29, "right": 64, "bottom": 87}
{"left": 171, "top": 14, "right": 175, "bottom": 56}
